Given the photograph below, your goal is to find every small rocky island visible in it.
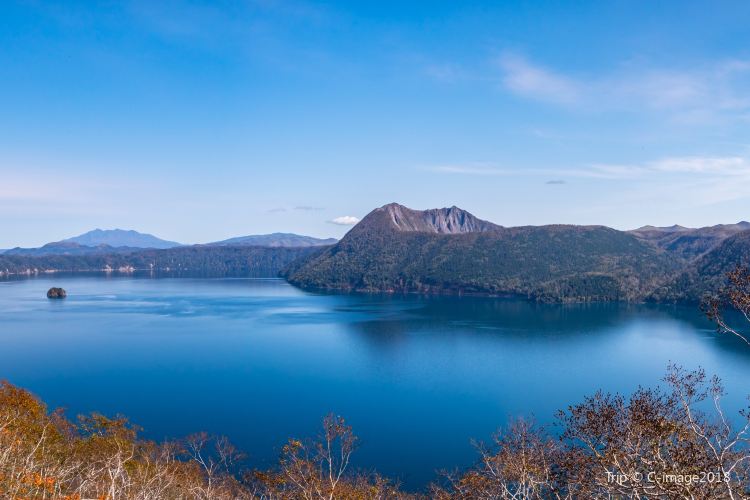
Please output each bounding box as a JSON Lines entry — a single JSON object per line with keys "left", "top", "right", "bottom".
{"left": 47, "top": 287, "right": 67, "bottom": 299}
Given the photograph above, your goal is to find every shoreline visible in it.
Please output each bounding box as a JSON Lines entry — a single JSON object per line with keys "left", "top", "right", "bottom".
{"left": 0, "top": 268, "right": 702, "bottom": 305}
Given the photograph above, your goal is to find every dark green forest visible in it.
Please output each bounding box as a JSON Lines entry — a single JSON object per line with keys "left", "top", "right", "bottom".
{"left": 0, "top": 245, "right": 319, "bottom": 278}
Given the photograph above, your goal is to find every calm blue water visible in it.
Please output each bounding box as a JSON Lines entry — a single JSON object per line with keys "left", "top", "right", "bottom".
{"left": 1, "top": 275, "right": 749, "bottom": 490}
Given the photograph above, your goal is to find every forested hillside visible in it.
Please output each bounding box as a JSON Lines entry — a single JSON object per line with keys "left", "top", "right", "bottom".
{"left": 0, "top": 245, "right": 320, "bottom": 278}
{"left": 629, "top": 222, "right": 750, "bottom": 262}
{"left": 285, "top": 204, "right": 678, "bottom": 302}
{"left": 651, "top": 231, "right": 750, "bottom": 302}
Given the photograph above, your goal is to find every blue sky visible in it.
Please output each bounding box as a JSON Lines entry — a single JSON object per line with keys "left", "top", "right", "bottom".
{"left": 2, "top": 0, "right": 750, "bottom": 247}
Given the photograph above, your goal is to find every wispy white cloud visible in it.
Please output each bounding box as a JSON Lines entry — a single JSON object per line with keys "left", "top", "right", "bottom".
{"left": 498, "top": 53, "right": 580, "bottom": 105}
{"left": 329, "top": 215, "right": 359, "bottom": 225}
{"left": 580, "top": 156, "right": 750, "bottom": 180}
{"left": 294, "top": 205, "right": 325, "bottom": 211}
{"left": 426, "top": 154, "right": 750, "bottom": 208}
{"left": 126, "top": 0, "right": 337, "bottom": 54}
{"left": 265, "top": 205, "right": 325, "bottom": 213}
{"left": 0, "top": 168, "right": 139, "bottom": 217}
{"left": 650, "top": 156, "right": 750, "bottom": 174}
{"left": 497, "top": 53, "right": 750, "bottom": 123}
{"left": 428, "top": 164, "right": 515, "bottom": 176}
{"left": 576, "top": 155, "right": 750, "bottom": 208}
{"left": 422, "top": 62, "right": 470, "bottom": 83}
{"left": 0, "top": 170, "right": 110, "bottom": 203}
{"left": 428, "top": 155, "right": 750, "bottom": 182}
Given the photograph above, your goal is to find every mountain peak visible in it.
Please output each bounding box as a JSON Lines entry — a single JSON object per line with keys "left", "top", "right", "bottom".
{"left": 373, "top": 203, "right": 501, "bottom": 234}
{"left": 632, "top": 224, "right": 692, "bottom": 233}
{"left": 64, "top": 229, "right": 181, "bottom": 249}
{"left": 208, "top": 233, "right": 338, "bottom": 247}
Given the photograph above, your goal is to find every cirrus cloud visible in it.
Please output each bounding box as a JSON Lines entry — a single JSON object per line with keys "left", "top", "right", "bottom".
{"left": 498, "top": 53, "right": 580, "bottom": 105}
{"left": 496, "top": 52, "right": 750, "bottom": 123}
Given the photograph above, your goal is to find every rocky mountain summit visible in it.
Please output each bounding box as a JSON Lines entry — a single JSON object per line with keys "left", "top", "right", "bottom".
{"left": 64, "top": 229, "right": 182, "bottom": 249}
{"left": 376, "top": 203, "right": 501, "bottom": 234}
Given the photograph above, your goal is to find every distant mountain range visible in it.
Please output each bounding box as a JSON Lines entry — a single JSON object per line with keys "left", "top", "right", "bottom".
{"left": 4, "top": 229, "right": 182, "bottom": 257}
{"left": 65, "top": 229, "right": 182, "bottom": 249}
{"left": 207, "top": 233, "right": 337, "bottom": 248}
{"left": 3, "top": 205, "right": 750, "bottom": 303}
{"left": 3, "top": 229, "right": 337, "bottom": 257}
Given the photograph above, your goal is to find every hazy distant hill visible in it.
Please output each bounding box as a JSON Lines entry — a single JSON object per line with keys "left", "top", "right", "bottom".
{"left": 64, "top": 229, "right": 182, "bottom": 249}
{"left": 4, "top": 229, "right": 183, "bottom": 257}
{"left": 285, "top": 203, "right": 675, "bottom": 302}
{"left": 629, "top": 222, "right": 750, "bottom": 262}
{"left": 208, "top": 232, "right": 337, "bottom": 247}
{"left": 3, "top": 230, "right": 335, "bottom": 256}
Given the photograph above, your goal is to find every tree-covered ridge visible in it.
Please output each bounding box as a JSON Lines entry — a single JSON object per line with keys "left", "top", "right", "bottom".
{"left": 628, "top": 221, "right": 750, "bottom": 263}
{"left": 285, "top": 204, "right": 678, "bottom": 303}
{"left": 0, "top": 245, "right": 321, "bottom": 278}
{"left": 652, "top": 231, "right": 750, "bottom": 302}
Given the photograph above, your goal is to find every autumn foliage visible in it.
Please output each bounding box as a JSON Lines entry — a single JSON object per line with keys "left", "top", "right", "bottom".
{"left": 1, "top": 365, "right": 749, "bottom": 499}
{"left": 0, "top": 381, "right": 407, "bottom": 499}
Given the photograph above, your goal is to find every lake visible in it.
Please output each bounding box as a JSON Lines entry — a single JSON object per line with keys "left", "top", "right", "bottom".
{"left": 1, "top": 275, "right": 749, "bottom": 490}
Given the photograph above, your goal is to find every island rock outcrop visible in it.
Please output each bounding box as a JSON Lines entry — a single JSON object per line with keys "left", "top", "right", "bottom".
{"left": 47, "top": 287, "right": 67, "bottom": 299}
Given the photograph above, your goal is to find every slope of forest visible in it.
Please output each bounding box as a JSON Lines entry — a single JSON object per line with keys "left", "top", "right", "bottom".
{"left": 628, "top": 222, "right": 750, "bottom": 262}
{"left": 650, "top": 230, "right": 750, "bottom": 302}
{"left": 0, "top": 245, "right": 320, "bottom": 278}
{"left": 285, "top": 203, "right": 677, "bottom": 302}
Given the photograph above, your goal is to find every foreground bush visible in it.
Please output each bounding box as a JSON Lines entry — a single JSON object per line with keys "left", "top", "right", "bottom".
{"left": 1, "top": 364, "right": 749, "bottom": 499}
{"left": 432, "top": 366, "right": 750, "bottom": 499}
{"left": 0, "top": 381, "right": 409, "bottom": 499}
